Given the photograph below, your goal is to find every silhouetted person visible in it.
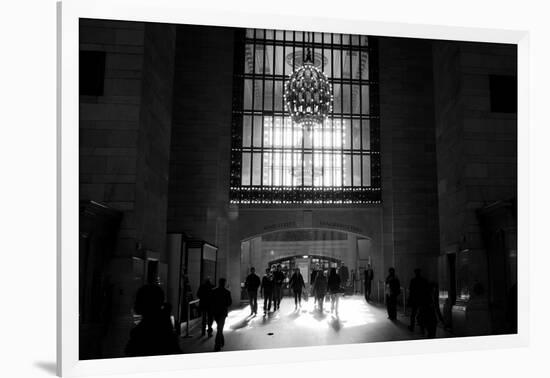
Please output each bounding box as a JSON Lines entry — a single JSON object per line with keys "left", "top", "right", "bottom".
{"left": 245, "top": 267, "right": 261, "bottom": 315}
{"left": 289, "top": 268, "right": 306, "bottom": 309}
{"left": 418, "top": 281, "right": 443, "bottom": 338}
{"left": 310, "top": 264, "right": 320, "bottom": 304}
{"left": 408, "top": 268, "right": 428, "bottom": 331}
{"left": 327, "top": 267, "right": 342, "bottom": 314}
{"left": 313, "top": 270, "right": 328, "bottom": 312}
{"left": 364, "top": 264, "right": 374, "bottom": 301}
{"left": 339, "top": 263, "right": 349, "bottom": 291}
{"left": 272, "top": 264, "right": 285, "bottom": 310}
{"left": 261, "top": 268, "right": 274, "bottom": 314}
{"left": 125, "top": 284, "right": 181, "bottom": 357}
{"left": 211, "top": 278, "right": 232, "bottom": 352}
{"left": 385, "top": 267, "right": 401, "bottom": 320}
{"left": 197, "top": 277, "right": 214, "bottom": 337}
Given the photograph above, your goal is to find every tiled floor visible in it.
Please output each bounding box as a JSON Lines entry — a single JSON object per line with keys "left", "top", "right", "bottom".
{"left": 179, "top": 295, "right": 452, "bottom": 353}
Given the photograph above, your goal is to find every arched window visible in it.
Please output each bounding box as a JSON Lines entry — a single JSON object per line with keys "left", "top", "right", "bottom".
{"left": 230, "top": 29, "right": 380, "bottom": 205}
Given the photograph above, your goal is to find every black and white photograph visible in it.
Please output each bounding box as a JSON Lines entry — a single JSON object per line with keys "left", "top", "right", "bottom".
{"left": 77, "top": 17, "right": 518, "bottom": 360}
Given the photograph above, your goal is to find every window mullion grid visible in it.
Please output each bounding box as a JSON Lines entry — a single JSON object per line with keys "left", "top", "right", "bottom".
{"left": 272, "top": 29, "right": 276, "bottom": 202}
{"left": 321, "top": 32, "right": 325, "bottom": 201}
{"left": 249, "top": 29, "right": 257, "bottom": 195}
{"left": 350, "top": 34, "right": 361, "bottom": 199}
{"left": 340, "top": 34, "right": 345, "bottom": 201}
{"left": 300, "top": 31, "right": 305, "bottom": 199}
{"left": 260, "top": 30, "right": 267, "bottom": 203}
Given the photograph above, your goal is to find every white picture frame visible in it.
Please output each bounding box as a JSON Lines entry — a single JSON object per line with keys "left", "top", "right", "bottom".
{"left": 58, "top": 0, "right": 529, "bottom": 376}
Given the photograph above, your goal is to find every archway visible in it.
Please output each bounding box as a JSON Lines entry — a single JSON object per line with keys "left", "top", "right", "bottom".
{"left": 238, "top": 227, "right": 374, "bottom": 301}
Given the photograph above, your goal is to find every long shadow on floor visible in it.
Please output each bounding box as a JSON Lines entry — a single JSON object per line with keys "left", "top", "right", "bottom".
{"left": 328, "top": 314, "right": 342, "bottom": 331}
{"left": 230, "top": 314, "right": 256, "bottom": 330}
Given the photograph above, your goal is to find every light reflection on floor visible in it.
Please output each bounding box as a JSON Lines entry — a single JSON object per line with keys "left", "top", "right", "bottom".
{"left": 179, "top": 295, "right": 449, "bottom": 353}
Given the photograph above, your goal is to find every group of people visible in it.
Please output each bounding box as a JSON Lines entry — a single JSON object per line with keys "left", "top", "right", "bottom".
{"left": 383, "top": 267, "right": 443, "bottom": 338}
{"left": 243, "top": 264, "right": 350, "bottom": 316}
{"left": 125, "top": 263, "right": 443, "bottom": 357}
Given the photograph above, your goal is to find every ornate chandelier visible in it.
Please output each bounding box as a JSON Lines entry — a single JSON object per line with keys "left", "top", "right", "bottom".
{"left": 284, "top": 36, "right": 333, "bottom": 130}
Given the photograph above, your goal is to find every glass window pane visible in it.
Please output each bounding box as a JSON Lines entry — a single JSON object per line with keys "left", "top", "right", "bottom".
{"left": 342, "top": 50, "right": 351, "bottom": 79}
{"left": 283, "top": 152, "right": 293, "bottom": 186}
{"left": 243, "top": 116, "right": 252, "bottom": 147}
{"left": 343, "top": 120, "right": 351, "bottom": 149}
{"left": 362, "top": 120, "right": 371, "bottom": 150}
{"left": 304, "top": 153, "right": 312, "bottom": 186}
{"left": 352, "top": 120, "right": 361, "bottom": 150}
{"left": 353, "top": 155, "right": 361, "bottom": 186}
{"left": 255, "top": 29, "right": 265, "bottom": 39}
{"left": 263, "top": 117, "right": 273, "bottom": 147}
{"left": 263, "top": 152, "right": 272, "bottom": 186}
{"left": 361, "top": 51, "right": 369, "bottom": 80}
{"left": 253, "top": 116, "right": 262, "bottom": 147}
{"left": 304, "top": 127, "right": 312, "bottom": 149}
{"left": 351, "top": 51, "right": 360, "bottom": 80}
{"left": 342, "top": 84, "right": 351, "bottom": 114}
{"left": 293, "top": 152, "right": 302, "bottom": 186}
{"left": 242, "top": 152, "right": 251, "bottom": 186}
{"left": 275, "top": 30, "right": 284, "bottom": 40}
{"left": 351, "top": 35, "right": 360, "bottom": 46}
{"left": 360, "top": 35, "right": 369, "bottom": 46}
{"left": 362, "top": 155, "right": 371, "bottom": 186}
{"left": 252, "top": 153, "right": 262, "bottom": 185}
{"left": 274, "top": 81, "right": 283, "bottom": 111}
{"left": 334, "top": 153, "right": 342, "bottom": 187}
{"left": 275, "top": 46, "right": 284, "bottom": 75}
{"left": 246, "top": 29, "right": 254, "bottom": 38}
{"left": 333, "top": 34, "right": 341, "bottom": 45}
{"left": 361, "top": 86, "right": 370, "bottom": 114}
{"left": 352, "top": 85, "right": 361, "bottom": 114}
{"left": 273, "top": 152, "right": 282, "bottom": 186}
{"left": 333, "top": 83, "right": 342, "bottom": 113}
{"left": 264, "top": 80, "right": 273, "bottom": 111}
{"left": 343, "top": 154, "right": 351, "bottom": 186}
{"left": 254, "top": 45, "right": 264, "bottom": 74}
{"left": 332, "top": 50, "right": 341, "bottom": 79}
{"left": 265, "top": 30, "right": 274, "bottom": 40}
{"left": 323, "top": 49, "right": 332, "bottom": 77}
{"left": 245, "top": 44, "right": 254, "bottom": 74}
{"left": 243, "top": 79, "right": 253, "bottom": 109}
{"left": 324, "top": 153, "right": 333, "bottom": 186}
{"left": 254, "top": 80, "right": 263, "bottom": 110}
{"left": 285, "top": 30, "right": 294, "bottom": 42}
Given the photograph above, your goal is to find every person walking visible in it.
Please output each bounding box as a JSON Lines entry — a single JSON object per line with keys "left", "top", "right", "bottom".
{"left": 272, "top": 264, "right": 285, "bottom": 311}
{"left": 418, "top": 281, "right": 444, "bottom": 338}
{"left": 385, "top": 267, "right": 401, "bottom": 320}
{"left": 310, "top": 264, "right": 320, "bottom": 305}
{"left": 289, "top": 268, "right": 306, "bottom": 309}
{"left": 339, "top": 263, "right": 349, "bottom": 294}
{"left": 327, "top": 267, "right": 342, "bottom": 315}
{"left": 408, "top": 268, "right": 428, "bottom": 332}
{"left": 364, "top": 264, "right": 374, "bottom": 301}
{"left": 196, "top": 277, "right": 214, "bottom": 337}
{"left": 244, "top": 267, "right": 261, "bottom": 315}
{"left": 211, "top": 278, "right": 232, "bottom": 352}
{"left": 313, "top": 270, "right": 328, "bottom": 312}
{"left": 261, "top": 268, "right": 274, "bottom": 314}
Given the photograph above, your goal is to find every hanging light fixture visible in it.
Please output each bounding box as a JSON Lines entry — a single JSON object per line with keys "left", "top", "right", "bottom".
{"left": 284, "top": 32, "right": 333, "bottom": 130}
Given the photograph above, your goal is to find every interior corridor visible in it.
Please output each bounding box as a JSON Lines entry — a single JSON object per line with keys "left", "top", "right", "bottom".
{"left": 179, "top": 295, "right": 452, "bottom": 353}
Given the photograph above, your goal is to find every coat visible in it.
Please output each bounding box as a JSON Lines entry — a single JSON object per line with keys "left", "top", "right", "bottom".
{"left": 210, "top": 287, "right": 232, "bottom": 318}
{"left": 245, "top": 273, "right": 261, "bottom": 292}
{"left": 327, "top": 273, "right": 341, "bottom": 294}
{"left": 289, "top": 272, "right": 305, "bottom": 291}
{"left": 313, "top": 274, "right": 328, "bottom": 297}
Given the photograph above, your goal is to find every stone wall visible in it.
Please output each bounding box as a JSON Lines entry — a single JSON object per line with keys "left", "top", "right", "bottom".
{"left": 378, "top": 37, "right": 441, "bottom": 285}
{"left": 79, "top": 19, "right": 176, "bottom": 357}
{"left": 432, "top": 41, "right": 517, "bottom": 334}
